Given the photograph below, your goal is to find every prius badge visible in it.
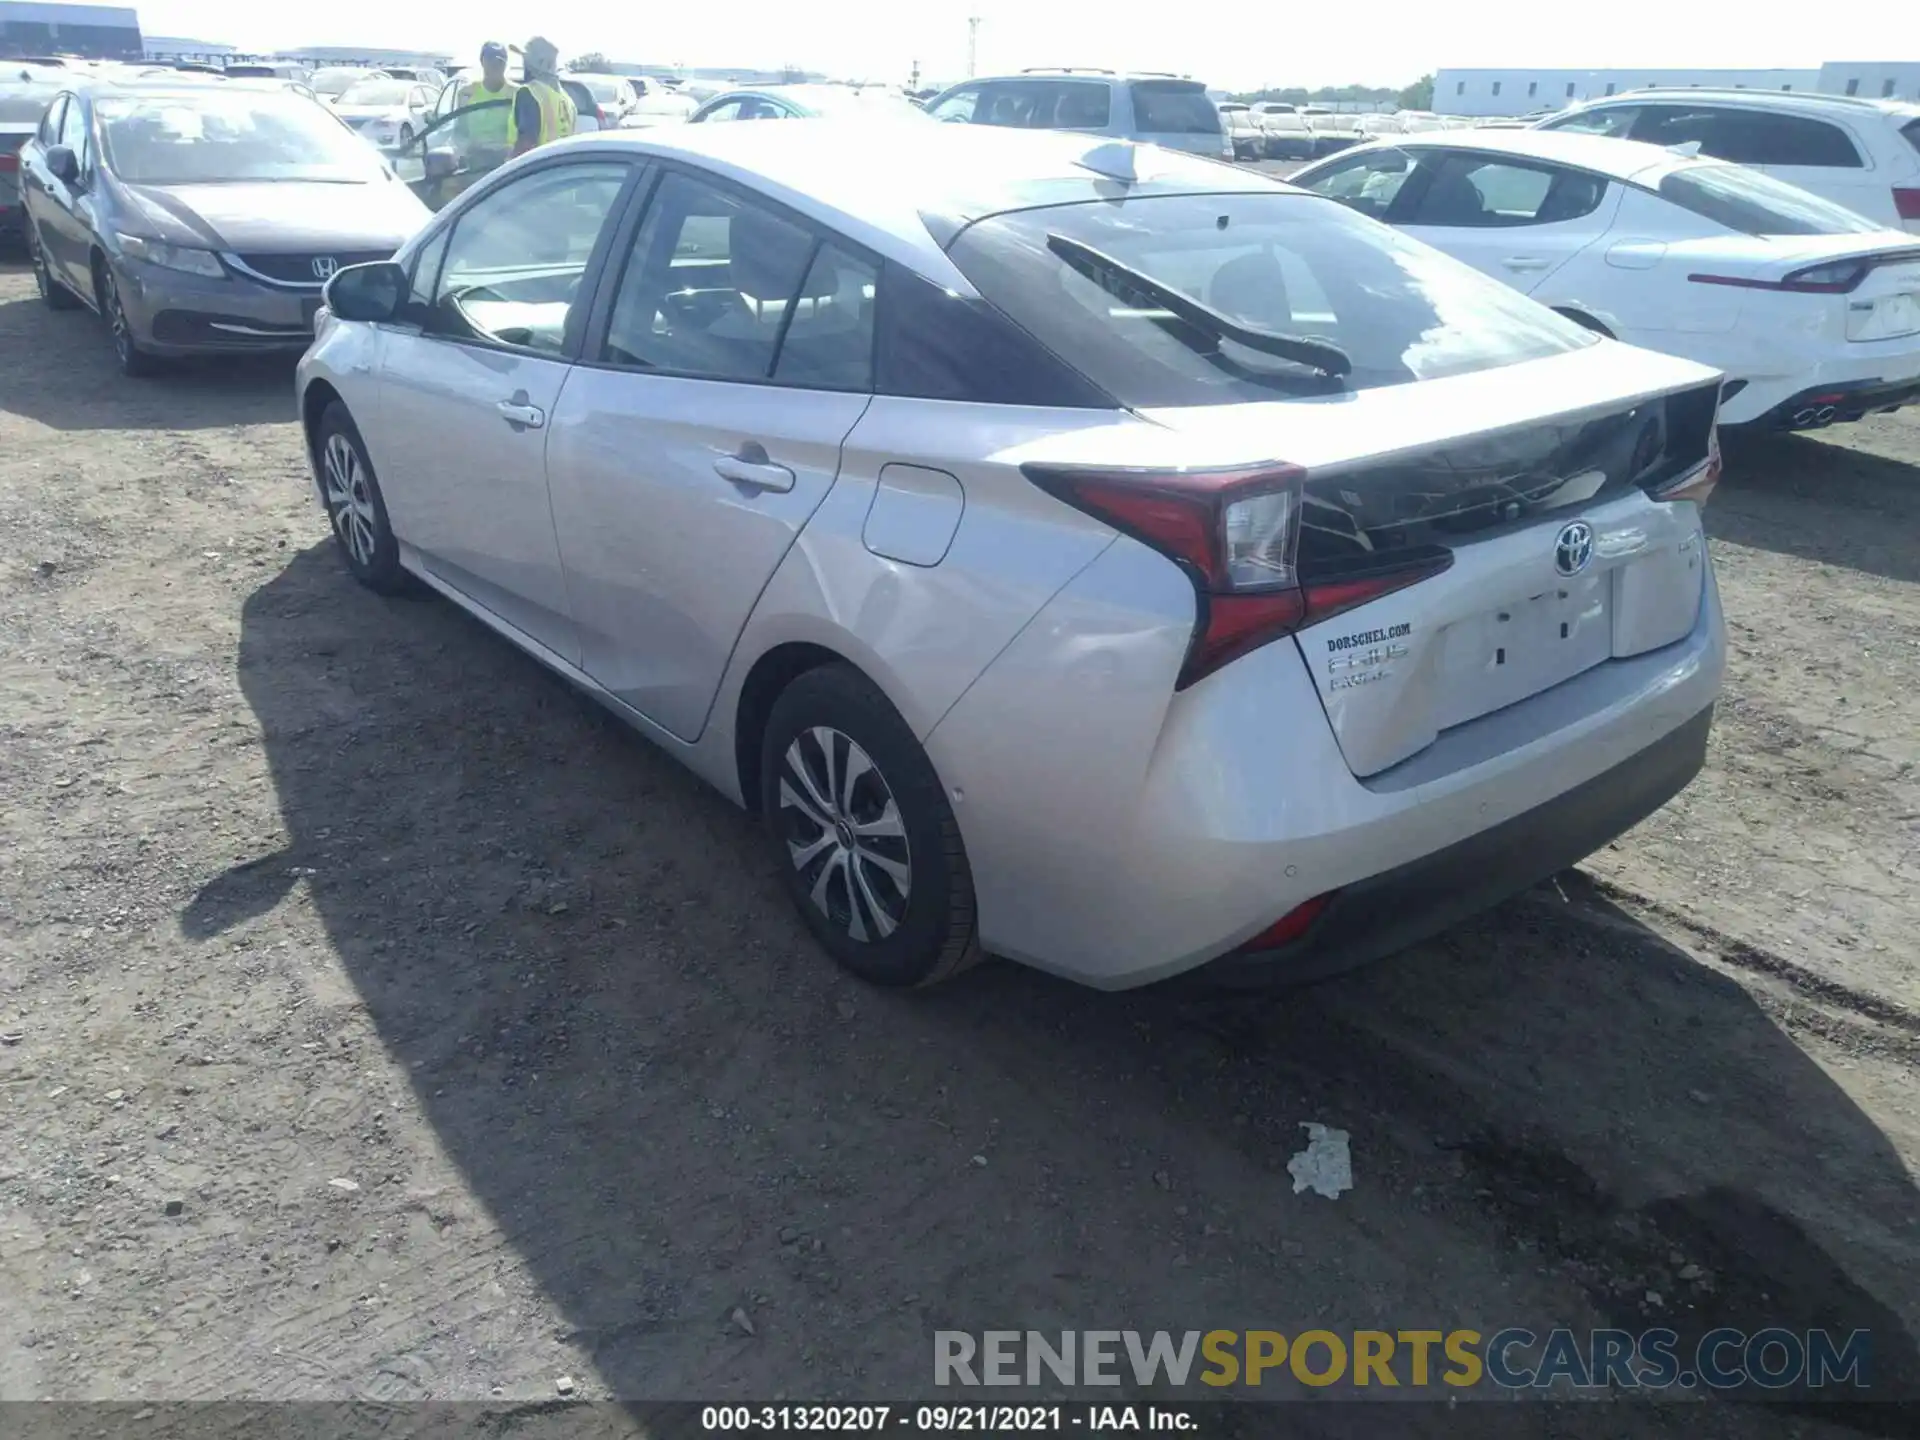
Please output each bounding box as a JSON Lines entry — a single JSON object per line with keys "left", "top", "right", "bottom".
{"left": 1554, "top": 520, "right": 1595, "bottom": 577}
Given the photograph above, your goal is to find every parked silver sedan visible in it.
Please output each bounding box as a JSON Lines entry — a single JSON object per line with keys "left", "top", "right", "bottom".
{"left": 298, "top": 123, "right": 1726, "bottom": 990}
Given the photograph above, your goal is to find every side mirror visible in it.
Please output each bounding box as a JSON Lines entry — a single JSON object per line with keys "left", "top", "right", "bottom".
{"left": 45, "top": 144, "right": 79, "bottom": 185}
{"left": 324, "top": 260, "right": 407, "bottom": 323}
{"left": 423, "top": 149, "right": 456, "bottom": 180}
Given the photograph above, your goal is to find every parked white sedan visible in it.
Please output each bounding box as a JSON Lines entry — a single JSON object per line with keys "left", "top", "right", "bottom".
{"left": 1292, "top": 130, "right": 1920, "bottom": 429}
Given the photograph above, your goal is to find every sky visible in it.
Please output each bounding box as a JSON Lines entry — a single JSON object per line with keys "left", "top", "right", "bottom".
{"left": 131, "top": 0, "right": 1916, "bottom": 92}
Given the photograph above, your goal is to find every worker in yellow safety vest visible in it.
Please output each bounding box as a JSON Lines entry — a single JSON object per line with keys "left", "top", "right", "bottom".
{"left": 458, "top": 41, "right": 514, "bottom": 160}
{"left": 511, "top": 35, "right": 577, "bottom": 156}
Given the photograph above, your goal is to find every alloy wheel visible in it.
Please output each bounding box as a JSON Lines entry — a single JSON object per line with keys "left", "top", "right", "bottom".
{"left": 321, "top": 432, "right": 379, "bottom": 567}
{"left": 104, "top": 275, "right": 133, "bottom": 366}
{"left": 777, "top": 725, "right": 912, "bottom": 943}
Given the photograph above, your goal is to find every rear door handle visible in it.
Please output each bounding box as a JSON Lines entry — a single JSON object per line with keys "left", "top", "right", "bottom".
{"left": 1501, "top": 256, "right": 1553, "bottom": 272}
{"left": 495, "top": 394, "right": 545, "bottom": 429}
{"left": 713, "top": 444, "right": 795, "bottom": 493}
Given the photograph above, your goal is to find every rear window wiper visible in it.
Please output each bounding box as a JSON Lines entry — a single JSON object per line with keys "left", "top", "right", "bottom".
{"left": 1046, "top": 231, "right": 1353, "bottom": 379}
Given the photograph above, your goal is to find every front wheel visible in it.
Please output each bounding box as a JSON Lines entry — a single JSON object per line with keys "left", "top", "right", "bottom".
{"left": 313, "top": 402, "right": 409, "bottom": 593}
{"left": 761, "top": 665, "right": 978, "bottom": 988}
{"left": 97, "top": 264, "right": 159, "bottom": 377}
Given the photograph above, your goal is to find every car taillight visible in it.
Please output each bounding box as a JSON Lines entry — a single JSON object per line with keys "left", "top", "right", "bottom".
{"left": 1022, "top": 462, "right": 1450, "bottom": 688}
{"left": 1688, "top": 257, "right": 1894, "bottom": 294}
{"left": 1894, "top": 187, "right": 1920, "bottom": 221}
{"left": 0, "top": 151, "right": 17, "bottom": 174}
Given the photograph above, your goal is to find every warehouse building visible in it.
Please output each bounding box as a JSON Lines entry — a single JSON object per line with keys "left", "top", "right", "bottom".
{"left": 0, "top": 0, "right": 141, "bottom": 59}
{"left": 1436, "top": 62, "right": 1920, "bottom": 117}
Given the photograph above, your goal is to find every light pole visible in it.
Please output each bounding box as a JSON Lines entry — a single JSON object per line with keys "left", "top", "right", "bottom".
{"left": 967, "top": 16, "right": 980, "bottom": 79}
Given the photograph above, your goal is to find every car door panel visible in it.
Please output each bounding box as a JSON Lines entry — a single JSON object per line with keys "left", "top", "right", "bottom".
{"left": 362, "top": 158, "right": 635, "bottom": 662}
{"left": 547, "top": 377, "right": 868, "bottom": 739}
{"left": 546, "top": 167, "right": 880, "bottom": 742}
{"left": 1398, "top": 153, "right": 1619, "bottom": 295}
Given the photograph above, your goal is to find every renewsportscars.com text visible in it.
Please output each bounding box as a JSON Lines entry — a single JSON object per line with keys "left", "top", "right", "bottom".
{"left": 934, "top": 1328, "right": 1873, "bottom": 1392}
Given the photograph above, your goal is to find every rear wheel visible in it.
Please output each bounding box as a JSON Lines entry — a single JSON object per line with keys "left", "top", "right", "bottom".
{"left": 761, "top": 665, "right": 978, "bottom": 988}
{"left": 30, "top": 226, "right": 80, "bottom": 310}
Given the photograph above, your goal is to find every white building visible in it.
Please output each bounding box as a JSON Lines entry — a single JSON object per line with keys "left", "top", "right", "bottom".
{"left": 1435, "top": 67, "right": 1822, "bottom": 117}
{"left": 1817, "top": 61, "right": 1920, "bottom": 101}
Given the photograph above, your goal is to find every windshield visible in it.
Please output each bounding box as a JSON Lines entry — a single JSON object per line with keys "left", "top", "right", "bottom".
{"left": 338, "top": 80, "right": 413, "bottom": 107}
{"left": 97, "top": 90, "right": 389, "bottom": 184}
{"left": 947, "top": 191, "right": 1595, "bottom": 406}
{"left": 1128, "top": 81, "right": 1221, "bottom": 135}
{"left": 1658, "top": 164, "right": 1876, "bottom": 236}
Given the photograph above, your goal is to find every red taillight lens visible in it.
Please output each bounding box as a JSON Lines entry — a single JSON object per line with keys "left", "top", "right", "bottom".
{"left": 1894, "top": 187, "right": 1920, "bottom": 220}
{"left": 1235, "top": 892, "right": 1335, "bottom": 952}
{"left": 1023, "top": 462, "right": 1450, "bottom": 688}
{"left": 0, "top": 151, "right": 18, "bottom": 174}
{"left": 1688, "top": 255, "right": 1917, "bottom": 294}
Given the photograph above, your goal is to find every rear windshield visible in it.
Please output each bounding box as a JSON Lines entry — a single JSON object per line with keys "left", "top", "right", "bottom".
{"left": 1657, "top": 164, "right": 1876, "bottom": 236}
{"left": 948, "top": 191, "right": 1595, "bottom": 407}
{"left": 1129, "top": 81, "right": 1221, "bottom": 135}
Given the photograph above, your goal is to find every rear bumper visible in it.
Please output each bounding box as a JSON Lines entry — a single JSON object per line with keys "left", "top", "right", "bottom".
{"left": 1196, "top": 704, "right": 1713, "bottom": 987}
{"left": 1739, "top": 374, "right": 1920, "bottom": 431}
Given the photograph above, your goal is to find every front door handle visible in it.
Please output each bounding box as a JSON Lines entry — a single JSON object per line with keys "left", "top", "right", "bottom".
{"left": 713, "top": 443, "right": 795, "bottom": 493}
{"left": 1501, "top": 256, "right": 1553, "bottom": 272}
{"left": 495, "top": 392, "right": 545, "bottom": 429}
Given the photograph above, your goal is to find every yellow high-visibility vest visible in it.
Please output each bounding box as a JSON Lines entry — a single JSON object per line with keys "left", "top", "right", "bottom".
{"left": 459, "top": 79, "right": 514, "bottom": 147}
{"left": 509, "top": 79, "right": 576, "bottom": 149}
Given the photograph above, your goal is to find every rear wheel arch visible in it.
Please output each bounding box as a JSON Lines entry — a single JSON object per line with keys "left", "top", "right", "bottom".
{"left": 734, "top": 641, "right": 856, "bottom": 814}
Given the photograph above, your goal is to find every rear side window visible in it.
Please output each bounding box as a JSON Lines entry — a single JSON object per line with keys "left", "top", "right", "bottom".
{"left": 1904, "top": 118, "right": 1920, "bottom": 156}
{"left": 1129, "top": 81, "right": 1222, "bottom": 135}
{"left": 1632, "top": 105, "right": 1862, "bottom": 168}
{"left": 971, "top": 80, "right": 1111, "bottom": 130}
{"left": 874, "top": 261, "right": 1111, "bottom": 407}
{"left": 1407, "top": 155, "right": 1607, "bottom": 228}
{"left": 946, "top": 192, "right": 1595, "bottom": 408}
{"left": 1296, "top": 148, "right": 1443, "bottom": 220}
{"left": 1657, "top": 164, "right": 1877, "bottom": 235}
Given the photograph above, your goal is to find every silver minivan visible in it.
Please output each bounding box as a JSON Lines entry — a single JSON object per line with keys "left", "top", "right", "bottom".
{"left": 924, "top": 70, "right": 1231, "bottom": 160}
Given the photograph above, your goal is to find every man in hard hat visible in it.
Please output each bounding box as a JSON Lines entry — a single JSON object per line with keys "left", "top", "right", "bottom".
{"left": 511, "top": 35, "right": 577, "bottom": 156}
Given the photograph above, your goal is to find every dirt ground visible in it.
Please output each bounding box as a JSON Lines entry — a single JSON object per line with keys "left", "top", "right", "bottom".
{"left": 1, "top": 258, "right": 1916, "bottom": 1433}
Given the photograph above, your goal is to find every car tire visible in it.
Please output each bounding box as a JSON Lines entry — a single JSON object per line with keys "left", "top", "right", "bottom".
{"left": 313, "top": 401, "right": 409, "bottom": 594}
{"left": 29, "top": 226, "right": 80, "bottom": 310}
{"left": 94, "top": 262, "right": 159, "bottom": 377}
{"left": 761, "top": 664, "right": 979, "bottom": 988}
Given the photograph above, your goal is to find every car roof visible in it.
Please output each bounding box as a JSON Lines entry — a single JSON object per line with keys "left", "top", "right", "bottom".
{"left": 1354, "top": 127, "right": 1705, "bottom": 183}
{"left": 533, "top": 121, "right": 1286, "bottom": 291}
{"left": 969, "top": 70, "right": 1203, "bottom": 84}
{"left": 1558, "top": 87, "right": 1920, "bottom": 123}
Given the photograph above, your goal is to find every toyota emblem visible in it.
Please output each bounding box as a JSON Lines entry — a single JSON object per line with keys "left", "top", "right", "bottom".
{"left": 311, "top": 256, "right": 339, "bottom": 282}
{"left": 1554, "top": 520, "right": 1595, "bottom": 577}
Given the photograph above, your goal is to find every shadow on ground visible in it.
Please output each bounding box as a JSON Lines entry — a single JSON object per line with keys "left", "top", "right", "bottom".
{"left": 1714, "top": 431, "right": 1920, "bottom": 585}
{"left": 190, "top": 542, "right": 1919, "bottom": 1431}
{"left": 0, "top": 294, "right": 297, "bottom": 432}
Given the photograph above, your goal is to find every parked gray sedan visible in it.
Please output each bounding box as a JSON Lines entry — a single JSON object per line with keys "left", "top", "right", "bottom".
{"left": 19, "top": 80, "right": 429, "bottom": 375}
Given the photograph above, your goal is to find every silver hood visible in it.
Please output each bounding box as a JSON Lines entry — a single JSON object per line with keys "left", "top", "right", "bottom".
{"left": 118, "top": 177, "right": 430, "bottom": 252}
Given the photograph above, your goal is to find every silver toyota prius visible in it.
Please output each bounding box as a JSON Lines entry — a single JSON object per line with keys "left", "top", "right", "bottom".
{"left": 297, "top": 122, "right": 1727, "bottom": 990}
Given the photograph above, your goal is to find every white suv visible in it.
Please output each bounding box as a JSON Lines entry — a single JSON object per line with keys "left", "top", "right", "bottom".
{"left": 924, "top": 71, "right": 1232, "bottom": 160}
{"left": 1537, "top": 89, "right": 1920, "bottom": 232}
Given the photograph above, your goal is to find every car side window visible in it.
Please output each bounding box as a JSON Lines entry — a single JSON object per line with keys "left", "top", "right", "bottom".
{"left": 1632, "top": 106, "right": 1862, "bottom": 168}
{"left": 770, "top": 243, "right": 877, "bottom": 390}
{"left": 927, "top": 86, "right": 979, "bottom": 123}
{"left": 55, "top": 93, "right": 88, "bottom": 168}
{"left": 698, "top": 99, "right": 745, "bottom": 122}
{"left": 1050, "top": 82, "right": 1112, "bottom": 129}
{"left": 1406, "top": 154, "right": 1604, "bottom": 228}
{"left": 406, "top": 227, "right": 452, "bottom": 322}
{"left": 601, "top": 171, "right": 845, "bottom": 384}
{"left": 1297, "top": 149, "right": 1438, "bottom": 221}
{"left": 426, "top": 161, "right": 629, "bottom": 352}
{"left": 1542, "top": 106, "right": 1637, "bottom": 138}
{"left": 38, "top": 94, "right": 67, "bottom": 147}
